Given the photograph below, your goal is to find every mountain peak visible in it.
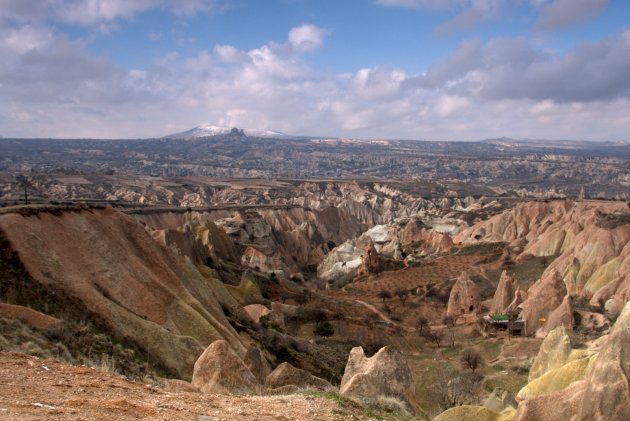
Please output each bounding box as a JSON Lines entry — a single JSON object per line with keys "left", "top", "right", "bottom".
{"left": 165, "top": 124, "right": 291, "bottom": 140}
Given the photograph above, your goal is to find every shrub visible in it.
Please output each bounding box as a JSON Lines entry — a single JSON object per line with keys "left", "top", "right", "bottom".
{"left": 461, "top": 349, "right": 483, "bottom": 372}
{"left": 377, "top": 290, "right": 392, "bottom": 303}
{"left": 313, "top": 321, "right": 335, "bottom": 337}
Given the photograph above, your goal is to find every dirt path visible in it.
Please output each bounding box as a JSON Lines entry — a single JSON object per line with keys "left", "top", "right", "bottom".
{"left": 355, "top": 300, "right": 394, "bottom": 324}
{"left": 0, "top": 352, "right": 376, "bottom": 421}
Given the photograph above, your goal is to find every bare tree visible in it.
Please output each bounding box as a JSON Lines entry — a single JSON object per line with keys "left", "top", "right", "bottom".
{"left": 447, "top": 328, "right": 456, "bottom": 348}
{"left": 461, "top": 349, "right": 483, "bottom": 372}
{"left": 431, "top": 370, "right": 483, "bottom": 411}
{"left": 377, "top": 290, "right": 392, "bottom": 303}
{"left": 395, "top": 288, "right": 409, "bottom": 305}
{"left": 415, "top": 316, "right": 429, "bottom": 334}
{"left": 423, "top": 328, "right": 444, "bottom": 348}
{"left": 443, "top": 315, "right": 455, "bottom": 327}
{"left": 15, "top": 174, "right": 32, "bottom": 205}
{"left": 383, "top": 304, "right": 392, "bottom": 316}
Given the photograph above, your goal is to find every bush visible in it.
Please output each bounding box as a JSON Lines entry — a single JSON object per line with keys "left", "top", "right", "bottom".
{"left": 461, "top": 349, "right": 483, "bottom": 372}
{"left": 313, "top": 321, "right": 335, "bottom": 337}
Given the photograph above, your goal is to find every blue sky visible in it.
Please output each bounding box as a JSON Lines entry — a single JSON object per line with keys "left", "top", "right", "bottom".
{"left": 1, "top": 0, "right": 629, "bottom": 140}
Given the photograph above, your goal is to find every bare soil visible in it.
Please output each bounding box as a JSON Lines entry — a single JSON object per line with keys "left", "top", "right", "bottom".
{"left": 0, "top": 352, "right": 377, "bottom": 421}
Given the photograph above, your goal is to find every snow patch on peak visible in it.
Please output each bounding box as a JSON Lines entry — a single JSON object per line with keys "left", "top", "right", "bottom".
{"left": 165, "top": 124, "right": 292, "bottom": 140}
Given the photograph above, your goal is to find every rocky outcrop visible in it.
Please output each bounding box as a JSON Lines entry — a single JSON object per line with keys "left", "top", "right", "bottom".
{"left": 264, "top": 362, "right": 332, "bottom": 391}
{"left": 192, "top": 340, "right": 258, "bottom": 394}
{"left": 434, "top": 405, "right": 500, "bottom": 421}
{"left": 575, "top": 301, "right": 630, "bottom": 420}
{"left": 241, "top": 246, "right": 288, "bottom": 273}
{"left": 575, "top": 310, "right": 610, "bottom": 331}
{"left": 491, "top": 271, "right": 521, "bottom": 315}
{"left": 517, "top": 356, "right": 593, "bottom": 401}
{"left": 242, "top": 304, "right": 270, "bottom": 323}
{"left": 446, "top": 271, "right": 481, "bottom": 318}
{"left": 515, "top": 302, "right": 630, "bottom": 420}
{"left": 0, "top": 207, "right": 246, "bottom": 380}
{"left": 519, "top": 270, "right": 568, "bottom": 336}
{"left": 243, "top": 346, "right": 271, "bottom": 384}
{"left": 515, "top": 380, "right": 587, "bottom": 421}
{"left": 537, "top": 295, "right": 574, "bottom": 338}
{"left": 591, "top": 274, "right": 630, "bottom": 319}
{"left": 224, "top": 276, "right": 264, "bottom": 306}
{"left": 529, "top": 326, "right": 573, "bottom": 382}
{"left": 0, "top": 303, "right": 62, "bottom": 330}
{"left": 357, "top": 242, "right": 381, "bottom": 276}
{"left": 318, "top": 215, "right": 459, "bottom": 286}
{"left": 454, "top": 201, "right": 630, "bottom": 305}
{"left": 484, "top": 387, "right": 518, "bottom": 413}
{"left": 340, "top": 346, "right": 418, "bottom": 416}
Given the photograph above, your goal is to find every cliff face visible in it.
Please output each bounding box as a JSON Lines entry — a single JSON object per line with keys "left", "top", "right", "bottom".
{"left": 454, "top": 200, "right": 630, "bottom": 308}
{"left": 0, "top": 206, "right": 246, "bottom": 379}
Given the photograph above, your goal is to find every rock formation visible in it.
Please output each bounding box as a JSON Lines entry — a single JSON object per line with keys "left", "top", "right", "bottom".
{"left": 517, "top": 355, "right": 593, "bottom": 401}
{"left": 537, "top": 295, "right": 574, "bottom": 337}
{"left": 357, "top": 241, "right": 381, "bottom": 276}
{"left": 318, "top": 215, "right": 459, "bottom": 285}
{"left": 528, "top": 325, "right": 573, "bottom": 382}
{"left": 242, "top": 304, "right": 271, "bottom": 323}
{"left": 446, "top": 271, "right": 481, "bottom": 318}
{"left": 455, "top": 200, "right": 630, "bottom": 307}
{"left": 0, "top": 207, "right": 246, "bottom": 379}
{"left": 264, "top": 362, "right": 332, "bottom": 392}
{"left": 591, "top": 274, "right": 630, "bottom": 319}
{"left": 574, "top": 301, "right": 630, "bottom": 420}
{"left": 434, "top": 405, "right": 500, "bottom": 421}
{"left": 514, "top": 380, "right": 587, "bottom": 421}
{"left": 224, "top": 276, "right": 264, "bottom": 306}
{"left": 515, "top": 302, "right": 630, "bottom": 420}
{"left": 483, "top": 387, "right": 518, "bottom": 413}
{"left": 519, "top": 270, "right": 568, "bottom": 336}
{"left": 340, "top": 346, "right": 418, "bottom": 416}
{"left": 243, "top": 346, "right": 271, "bottom": 384}
{"left": 490, "top": 271, "right": 521, "bottom": 315}
{"left": 0, "top": 303, "right": 62, "bottom": 330}
{"left": 192, "top": 340, "right": 258, "bottom": 395}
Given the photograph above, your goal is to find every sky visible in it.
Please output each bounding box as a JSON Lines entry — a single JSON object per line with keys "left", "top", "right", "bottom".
{"left": 1, "top": 0, "right": 629, "bottom": 141}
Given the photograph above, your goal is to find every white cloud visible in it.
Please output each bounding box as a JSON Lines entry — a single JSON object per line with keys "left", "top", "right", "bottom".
{"left": 536, "top": 0, "right": 609, "bottom": 31}
{"left": 1, "top": 15, "right": 629, "bottom": 142}
{"left": 214, "top": 44, "right": 248, "bottom": 63}
{"left": 0, "top": 0, "right": 218, "bottom": 26}
{"left": 435, "top": 95, "right": 470, "bottom": 116}
{"left": 3, "top": 25, "right": 53, "bottom": 54}
{"left": 375, "top": 0, "right": 460, "bottom": 10}
{"left": 378, "top": 0, "right": 504, "bottom": 35}
{"left": 288, "top": 24, "right": 327, "bottom": 52}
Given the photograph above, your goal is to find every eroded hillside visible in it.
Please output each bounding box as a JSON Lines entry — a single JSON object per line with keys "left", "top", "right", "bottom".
{"left": 0, "top": 194, "right": 628, "bottom": 420}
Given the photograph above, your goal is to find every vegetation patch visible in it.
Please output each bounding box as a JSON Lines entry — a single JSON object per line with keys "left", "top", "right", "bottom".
{"left": 596, "top": 211, "right": 630, "bottom": 229}
{"left": 457, "top": 242, "right": 506, "bottom": 255}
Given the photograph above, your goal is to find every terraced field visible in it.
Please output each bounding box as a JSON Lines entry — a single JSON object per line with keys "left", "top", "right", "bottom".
{"left": 338, "top": 252, "right": 501, "bottom": 298}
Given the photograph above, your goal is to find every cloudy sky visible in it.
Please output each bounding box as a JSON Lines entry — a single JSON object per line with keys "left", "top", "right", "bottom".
{"left": 1, "top": 0, "right": 629, "bottom": 140}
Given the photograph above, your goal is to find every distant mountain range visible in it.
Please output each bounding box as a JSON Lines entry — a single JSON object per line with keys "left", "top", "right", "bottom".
{"left": 481, "top": 137, "right": 629, "bottom": 148}
{"left": 163, "top": 126, "right": 628, "bottom": 147}
{"left": 164, "top": 124, "right": 293, "bottom": 140}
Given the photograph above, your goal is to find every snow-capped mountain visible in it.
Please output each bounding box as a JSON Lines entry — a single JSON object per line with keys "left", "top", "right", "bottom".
{"left": 164, "top": 124, "right": 292, "bottom": 140}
